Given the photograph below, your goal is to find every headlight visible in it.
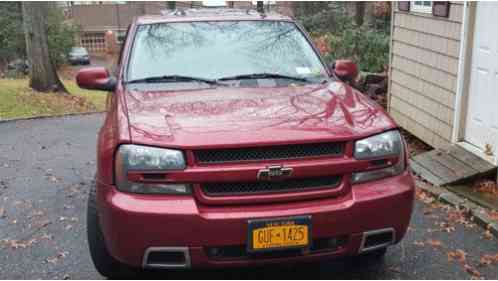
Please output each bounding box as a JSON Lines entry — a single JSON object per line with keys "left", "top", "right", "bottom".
{"left": 354, "top": 130, "right": 402, "bottom": 160}
{"left": 115, "top": 145, "right": 191, "bottom": 194}
{"left": 352, "top": 131, "right": 405, "bottom": 184}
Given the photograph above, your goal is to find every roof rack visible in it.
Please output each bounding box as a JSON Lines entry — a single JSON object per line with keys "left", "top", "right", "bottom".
{"left": 163, "top": 8, "right": 267, "bottom": 16}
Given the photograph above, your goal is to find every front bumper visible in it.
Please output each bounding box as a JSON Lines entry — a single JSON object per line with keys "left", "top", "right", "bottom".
{"left": 96, "top": 171, "right": 414, "bottom": 268}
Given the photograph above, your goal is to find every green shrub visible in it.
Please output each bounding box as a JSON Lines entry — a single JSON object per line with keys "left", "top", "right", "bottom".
{"left": 327, "top": 26, "right": 389, "bottom": 73}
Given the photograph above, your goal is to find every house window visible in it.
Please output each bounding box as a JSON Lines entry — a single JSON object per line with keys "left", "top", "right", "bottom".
{"left": 411, "top": 1, "right": 432, "bottom": 13}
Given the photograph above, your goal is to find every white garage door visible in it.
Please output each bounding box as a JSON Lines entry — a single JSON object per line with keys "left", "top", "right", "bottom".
{"left": 464, "top": 2, "right": 498, "bottom": 164}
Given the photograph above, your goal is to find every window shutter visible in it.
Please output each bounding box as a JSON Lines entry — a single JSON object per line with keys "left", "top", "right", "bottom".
{"left": 433, "top": 1, "right": 450, "bottom": 17}
{"left": 398, "top": 1, "right": 410, "bottom": 12}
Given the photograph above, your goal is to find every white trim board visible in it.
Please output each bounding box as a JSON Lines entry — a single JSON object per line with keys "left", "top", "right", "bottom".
{"left": 452, "top": 1, "right": 469, "bottom": 144}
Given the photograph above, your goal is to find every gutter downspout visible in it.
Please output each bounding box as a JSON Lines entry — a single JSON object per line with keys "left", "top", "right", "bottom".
{"left": 452, "top": 1, "right": 470, "bottom": 143}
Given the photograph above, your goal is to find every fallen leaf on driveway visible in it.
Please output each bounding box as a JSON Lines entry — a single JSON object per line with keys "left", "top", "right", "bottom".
{"left": 47, "top": 175, "right": 59, "bottom": 183}
{"left": 427, "top": 239, "right": 442, "bottom": 248}
{"left": 448, "top": 249, "right": 466, "bottom": 263}
{"left": 483, "top": 230, "right": 493, "bottom": 240}
{"left": 416, "top": 189, "right": 435, "bottom": 204}
{"left": 488, "top": 210, "right": 498, "bottom": 221}
{"left": 388, "top": 266, "right": 401, "bottom": 273}
{"left": 447, "top": 210, "right": 468, "bottom": 225}
{"left": 479, "top": 254, "right": 498, "bottom": 266}
{"left": 1, "top": 238, "right": 38, "bottom": 249}
{"left": 32, "top": 219, "right": 51, "bottom": 229}
{"left": 28, "top": 210, "right": 44, "bottom": 219}
{"left": 45, "top": 257, "right": 58, "bottom": 264}
{"left": 40, "top": 233, "right": 53, "bottom": 240}
{"left": 414, "top": 241, "right": 425, "bottom": 247}
{"left": 45, "top": 251, "right": 69, "bottom": 264}
{"left": 464, "top": 264, "right": 481, "bottom": 278}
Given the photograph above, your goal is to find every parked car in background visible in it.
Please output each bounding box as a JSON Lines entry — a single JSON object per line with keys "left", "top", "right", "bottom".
{"left": 68, "top": 47, "right": 90, "bottom": 65}
{"left": 7, "top": 59, "right": 29, "bottom": 75}
{"left": 76, "top": 9, "right": 415, "bottom": 278}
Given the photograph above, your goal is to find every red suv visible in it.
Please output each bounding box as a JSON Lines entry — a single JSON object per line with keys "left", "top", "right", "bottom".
{"left": 77, "top": 9, "right": 414, "bottom": 278}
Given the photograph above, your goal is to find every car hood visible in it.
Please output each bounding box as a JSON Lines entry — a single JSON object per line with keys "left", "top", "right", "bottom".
{"left": 124, "top": 81, "right": 397, "bottom": 148}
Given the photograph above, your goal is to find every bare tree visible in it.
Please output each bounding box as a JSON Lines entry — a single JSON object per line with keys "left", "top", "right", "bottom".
{"left": 22, "top": 2, "right": 67, "bottom": 93}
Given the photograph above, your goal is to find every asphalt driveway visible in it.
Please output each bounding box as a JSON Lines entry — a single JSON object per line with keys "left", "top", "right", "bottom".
{"left": 0, "top": 114, "right": 497, "bottom": 279}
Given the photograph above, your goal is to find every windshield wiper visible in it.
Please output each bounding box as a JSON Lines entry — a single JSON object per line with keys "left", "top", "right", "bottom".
{"left": 126, "top": 75, "right": 220, "bottom": 85}
{"left": 217, "top": 73, "right": 311, "bottom": 83}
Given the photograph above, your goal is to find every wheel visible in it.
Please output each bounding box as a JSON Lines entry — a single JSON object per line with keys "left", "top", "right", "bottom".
{"left": 87, "top": 183, "right": 140, "bottom": 279}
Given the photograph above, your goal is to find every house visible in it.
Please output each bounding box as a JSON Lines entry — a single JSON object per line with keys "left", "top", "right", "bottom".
{"left": 68, "top": 1, "right": 294, "bottom": 53}
{"left": 68, "top": 1, "right": 206, "bottom": 52}
{"left": 387, "top": 1, "right": 498, "bottom": 166}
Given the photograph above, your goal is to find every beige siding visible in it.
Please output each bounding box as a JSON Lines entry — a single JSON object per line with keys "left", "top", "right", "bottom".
{"left": 388, "top": 2, "right": 464, "bottom": 148}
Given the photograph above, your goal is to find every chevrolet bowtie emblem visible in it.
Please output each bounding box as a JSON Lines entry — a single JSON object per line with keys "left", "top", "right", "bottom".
{"left": 257, "top": 165, "right": 293, "bottom": 181}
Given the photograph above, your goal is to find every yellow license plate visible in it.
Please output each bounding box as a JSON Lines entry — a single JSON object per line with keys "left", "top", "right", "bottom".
{"left": 249, "top": 217, "right": 310, "bottom": 251}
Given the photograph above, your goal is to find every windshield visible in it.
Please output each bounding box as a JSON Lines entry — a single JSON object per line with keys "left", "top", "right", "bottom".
{"left": 127, "top": 20, "right": 328, "bottom": 84}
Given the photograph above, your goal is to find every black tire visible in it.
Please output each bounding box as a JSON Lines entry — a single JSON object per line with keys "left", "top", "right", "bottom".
{"left": 87, "top": 184, "right": 140, "bottom": 279}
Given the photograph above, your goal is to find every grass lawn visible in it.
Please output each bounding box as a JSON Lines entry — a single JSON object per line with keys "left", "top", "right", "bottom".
{"left": 0, "top": 79, "right": 108, "bottom": 120}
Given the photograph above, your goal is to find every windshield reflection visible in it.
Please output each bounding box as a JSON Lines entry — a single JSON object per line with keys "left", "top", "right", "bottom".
{"left": 128, "top": 21, "right": 328, "bottom": 85}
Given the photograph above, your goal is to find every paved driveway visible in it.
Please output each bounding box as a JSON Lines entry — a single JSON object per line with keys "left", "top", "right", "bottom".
{"left": 0, "top": 114, "right": 497, "bottom": 279}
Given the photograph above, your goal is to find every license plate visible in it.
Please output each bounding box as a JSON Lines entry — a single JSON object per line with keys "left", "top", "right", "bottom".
{"left": 247, "top": 216, "right": 311, "bottom": 252}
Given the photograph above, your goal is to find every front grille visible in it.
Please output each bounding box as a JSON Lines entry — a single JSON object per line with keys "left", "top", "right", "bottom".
{"left": 194, "top": 142, "right": 344, "bottom": 164}
{"left": 202, "top": 176, "right": 341, "bottom": 197}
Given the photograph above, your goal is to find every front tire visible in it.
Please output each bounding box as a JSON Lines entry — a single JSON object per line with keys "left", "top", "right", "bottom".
{"left": 87, "top": 183, "right": 139, "bottom": 279}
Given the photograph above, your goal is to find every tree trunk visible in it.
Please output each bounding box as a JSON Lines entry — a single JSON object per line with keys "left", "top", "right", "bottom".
{"left": 354, "top": 2, "right": 366, "bottom": 26}
{"left": 22, "top": 2, "right": 67, "bottom": 93}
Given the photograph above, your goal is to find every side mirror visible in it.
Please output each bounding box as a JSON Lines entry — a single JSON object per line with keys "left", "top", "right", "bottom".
{"left": 331, "top": 60, "right": 359, "bottom": 82}
{"left": 76, "top": 67, "right": 116, "bottom": 91}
